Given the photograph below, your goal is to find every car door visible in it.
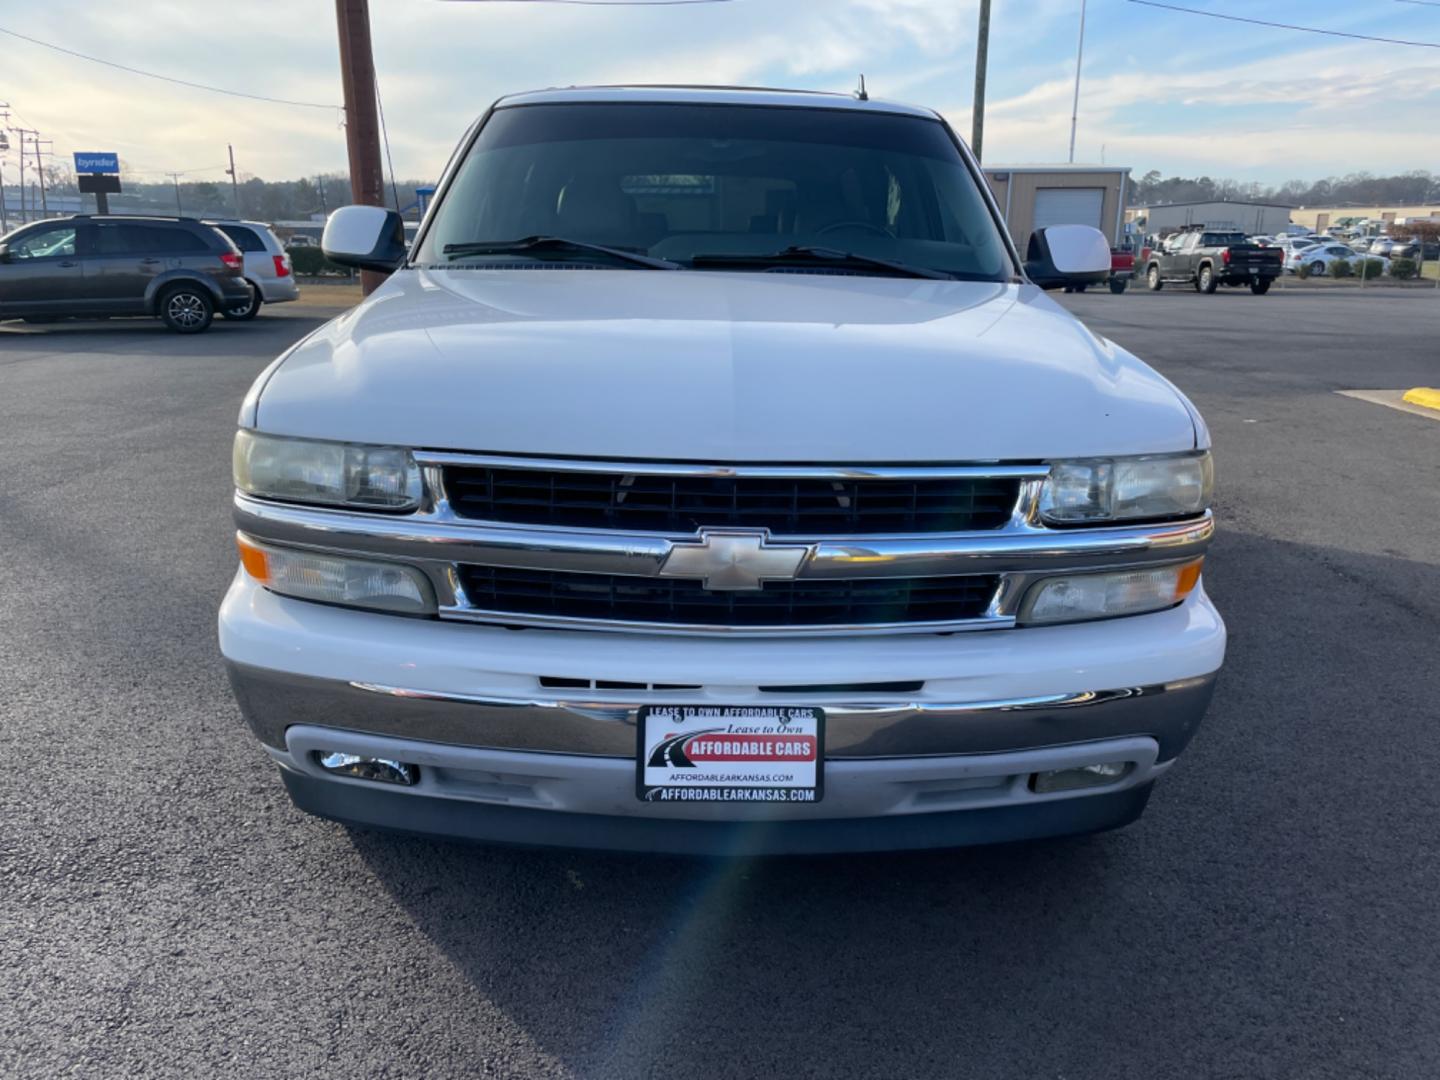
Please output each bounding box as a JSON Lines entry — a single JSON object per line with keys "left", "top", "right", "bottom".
{"left": 84, "top": 222, "right": 157, "bottom": 313}
{"left": 1160, "top": 234, "right": 1191, "bottom": 279}
{"left": 0, "top": 221, "right": 86, "bottom": 315}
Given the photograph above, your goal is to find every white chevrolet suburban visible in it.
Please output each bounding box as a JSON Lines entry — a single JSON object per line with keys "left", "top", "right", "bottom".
{"left": 219, "top": 86, "right": 1224, "bottom": 854}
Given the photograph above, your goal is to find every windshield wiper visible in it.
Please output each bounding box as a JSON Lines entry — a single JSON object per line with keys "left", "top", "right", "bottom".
{"left": 688, "top": 245, "right": 952, "bottom": 280}
{"left": 441, "top": 236, "right": 682, "bottom": 270}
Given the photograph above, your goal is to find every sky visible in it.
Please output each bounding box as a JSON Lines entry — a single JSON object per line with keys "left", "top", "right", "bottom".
{"left": 1, "top": 0, "right": 1438, "bottom": 188}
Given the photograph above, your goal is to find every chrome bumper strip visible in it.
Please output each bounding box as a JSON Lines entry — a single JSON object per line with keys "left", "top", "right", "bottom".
{"left": 409, "top": 451, "right": 1053, "bottom": 481}
{"left": 234, "top": 494, "right": 1213, "bottom": 581}
{"left": 226, "top": 660, "right": 1218, "bottom": 761}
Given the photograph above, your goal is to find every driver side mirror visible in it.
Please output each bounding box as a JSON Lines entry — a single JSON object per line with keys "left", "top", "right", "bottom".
{"left": 321, "top": 205, "right": 407, "bottom": 273}
{"left": 0, "top": 243, "right": 10, "bottom": 263}
{"left": 1024, "top": 225, "right": 1111, "bottom": 291}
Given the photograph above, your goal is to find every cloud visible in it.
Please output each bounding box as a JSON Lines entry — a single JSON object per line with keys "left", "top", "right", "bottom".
{"left": 1, "top": 0, "right": 1434, "bottom": 184}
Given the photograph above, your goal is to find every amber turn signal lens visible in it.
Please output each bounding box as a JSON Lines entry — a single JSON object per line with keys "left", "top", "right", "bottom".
{"left": 1175, "top": 558, "right": 1204, "bottom": 599}
{"left": 236, "top": 532, "right": 270, "bottom": 583}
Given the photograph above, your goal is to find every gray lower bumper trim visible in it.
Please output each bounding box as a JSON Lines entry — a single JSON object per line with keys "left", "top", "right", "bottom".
{"left": 226, "top": 662, "right": 1217, "bottom": 761}
{"left": 281, "top": 768, "right": 1154, "bottom": 855}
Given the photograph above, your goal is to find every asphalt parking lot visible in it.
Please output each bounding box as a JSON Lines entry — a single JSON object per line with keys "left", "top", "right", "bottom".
{"left": 2, "top": 287, "right": 1438, "bottom": 1079}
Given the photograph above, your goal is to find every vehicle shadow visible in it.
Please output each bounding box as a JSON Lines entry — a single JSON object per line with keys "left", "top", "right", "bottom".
{"left": 342, "top": 529, "right": 1440, "bottom": 1079}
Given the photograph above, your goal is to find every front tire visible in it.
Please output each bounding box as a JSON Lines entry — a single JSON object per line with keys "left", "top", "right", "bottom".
{"left": 1199, "top": 265, "right": 1218, "bottom": 293}
{"left": 1147, "top": 265, "right": 1163, "bottom": 291}
{"left": 223, "top": 285, "right": 261, "bottom": 321}
{"left": 1251, "top": 279, "right": 1272, "bottom": 295}
{"left": 1310, "top": 260, "right": 1326, "bottom": 277}
{"left": 159, "top": 284, "right": 214, "bottom": 334}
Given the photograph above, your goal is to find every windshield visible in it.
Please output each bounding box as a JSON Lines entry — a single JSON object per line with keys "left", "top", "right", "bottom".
{"left": 415, "top": 103, "right": 1013, "bottom": 280}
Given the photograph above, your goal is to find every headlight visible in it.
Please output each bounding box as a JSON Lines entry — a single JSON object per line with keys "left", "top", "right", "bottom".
{"left": 237, "top": 534, "right": 435, "bottom": 614}
{"left": 233, "top": 430, "right": 422, "bottom": 510}
{"left": 1039, "top": 452, "right": 1211, "bottom": 524}
{"left": 1019, "top": 558, "right": 1203, "bottom": 626}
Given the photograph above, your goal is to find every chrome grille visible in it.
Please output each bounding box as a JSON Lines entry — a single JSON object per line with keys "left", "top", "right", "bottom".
{"left": 442, "top": 465, "right": 1020, "bottom": 535}
{"left": 456, "top": 565, "right": 1001, "bottom": 630}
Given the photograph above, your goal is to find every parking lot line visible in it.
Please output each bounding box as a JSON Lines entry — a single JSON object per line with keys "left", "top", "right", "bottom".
{"left": 1335, "top": 389, "right": 1440, "bottom": 422}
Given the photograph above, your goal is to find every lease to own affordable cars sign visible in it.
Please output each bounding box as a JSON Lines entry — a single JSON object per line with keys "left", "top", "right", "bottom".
{"left": 637, "top": 705, "right": 824, "bottom": 803}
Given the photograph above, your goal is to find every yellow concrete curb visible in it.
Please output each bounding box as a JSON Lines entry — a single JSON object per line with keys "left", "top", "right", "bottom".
{"left": 1401, "top": 388, "right": 1440, "bottom": 412}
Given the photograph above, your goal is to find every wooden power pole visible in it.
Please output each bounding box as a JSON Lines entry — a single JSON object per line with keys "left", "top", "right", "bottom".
{"left": 334, "top": 0, "right": 387, "bottom": 294}
{"left": 972, "top": 0, "right": 991, "bottom": 162}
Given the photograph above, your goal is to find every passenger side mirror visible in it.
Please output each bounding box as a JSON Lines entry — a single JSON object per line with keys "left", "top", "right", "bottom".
{"left": 1024, "top": 225, "right": 1111, "bottom": 291}
{"left": 321, "top": 205, "right": 407, "bottom": 273}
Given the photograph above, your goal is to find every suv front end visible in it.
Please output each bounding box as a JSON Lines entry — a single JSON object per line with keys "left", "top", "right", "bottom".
{"left": 221, "top": 438, "right": 1222, "bottom": 854}
{"left": 218, "top": 86, "right": 1225, "bottom": 854}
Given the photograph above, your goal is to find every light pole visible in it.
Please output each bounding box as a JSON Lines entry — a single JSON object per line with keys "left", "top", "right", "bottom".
{"left": 1068, "top": 0, "right": 1087, "bottom": 164}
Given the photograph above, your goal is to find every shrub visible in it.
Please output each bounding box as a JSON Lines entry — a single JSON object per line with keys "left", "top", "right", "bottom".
{"left": 1329, "top": 257, "right": 1352, "bottom": 278}
{"left": 286, "top": 245, "right": 352, "bottom": 276}
{"left": 1389, "top": 257, "right": 1418, "bottom": 280}
{"left": 1295, "top": 261, "right": 1312, "bottom": 280}
{"left": 1354, "top": 257, "right": 1386, "bottom": 281}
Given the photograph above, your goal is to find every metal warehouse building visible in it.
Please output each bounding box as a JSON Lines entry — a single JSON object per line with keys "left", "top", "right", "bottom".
{"left": 1131, "top": 199, "right": 1293, "bottom": 237}
{"left": 983, "top": 165, "right": 1131, "bottom": 248}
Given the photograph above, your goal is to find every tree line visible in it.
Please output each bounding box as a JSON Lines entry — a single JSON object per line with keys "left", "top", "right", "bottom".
{"left": 1131, "top": 170, "right": 1440, "bottom": 208}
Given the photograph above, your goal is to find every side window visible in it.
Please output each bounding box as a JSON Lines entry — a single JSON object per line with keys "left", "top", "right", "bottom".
{"left": 142, "top": 227, "right": 211, "bottom": 254}
{"left": 218, "top": 225, "right": 265, "bottom": 253}
{"left": 8, "top": 225, "right": 78, "bottom": 259}
{"left": 95, "top": 224, "right": 152, "bottom": 255}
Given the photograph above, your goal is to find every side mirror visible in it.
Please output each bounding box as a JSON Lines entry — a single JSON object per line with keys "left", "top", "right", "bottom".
{"left": 0, "top": 243, "right": 10, "bottom": 263}
{"left": 1024, "top": 224, "right": 1111, "bottom": 291}
{"left": 321, "top": 205, "right": 407, "bottom": 273}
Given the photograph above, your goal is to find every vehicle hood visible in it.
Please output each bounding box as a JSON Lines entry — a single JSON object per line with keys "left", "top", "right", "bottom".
{"left": 251, "top": 268, "right": 1198, "bottom": 461}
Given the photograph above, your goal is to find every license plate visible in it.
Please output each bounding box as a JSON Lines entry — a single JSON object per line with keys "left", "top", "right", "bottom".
{"left": 636, "top": 705, "right": 824, "bottom": 804}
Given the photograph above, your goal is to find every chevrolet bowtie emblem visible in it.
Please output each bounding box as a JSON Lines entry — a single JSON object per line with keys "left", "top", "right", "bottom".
{"left": 658, "top": 530, "right": 811, "bottom": 591}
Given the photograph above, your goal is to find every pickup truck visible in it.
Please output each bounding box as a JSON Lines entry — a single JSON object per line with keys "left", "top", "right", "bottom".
{"left": 220, "top": 86, "right": 1224, "bottom": 854}
{"left": 1145, "top": 228, "right": 1283, "bottom": 294}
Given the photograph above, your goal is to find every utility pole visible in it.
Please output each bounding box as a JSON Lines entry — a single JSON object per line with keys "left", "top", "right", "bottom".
{"left": 0, "top": 103, "right": 9, "bottom": 232}
{"left": 16, "top": 130, "right": 53, "bottom": 218}
{"left": 316, "top": 174, "right": 328, "bottom": 215}
{"left": 32, "top": 133, "right": 51, "bottom": 217}
{"left": 1068, "top": 0, "right": 1088, "bottom": 164}
{"left": 335, "top": 0, "right": 387, "bottom": 293}
{"left": 226, "top": 144, "right": 242, "bottom": 217}
{"left": 971, "top": 0, "right": 991, "bottom": 162}
{"left": 168, "top": 172, "right": 184, "bottom": 215}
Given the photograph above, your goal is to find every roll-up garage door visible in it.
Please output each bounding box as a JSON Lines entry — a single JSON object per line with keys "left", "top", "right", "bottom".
{"left": 1033, "top": 187, "right": 1106, "bottom": 231}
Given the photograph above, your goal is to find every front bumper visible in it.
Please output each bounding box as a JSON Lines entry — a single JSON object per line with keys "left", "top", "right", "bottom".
{"left": 220, "top": 573, "right": 1224, "bottom": 851}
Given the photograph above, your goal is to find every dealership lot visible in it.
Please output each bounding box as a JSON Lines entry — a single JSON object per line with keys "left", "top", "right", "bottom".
{"left": 2, "top": 289, "right": 1438, "bottom": 1078}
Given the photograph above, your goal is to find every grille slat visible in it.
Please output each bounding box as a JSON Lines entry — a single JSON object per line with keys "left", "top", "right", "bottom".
{"left": 444, "top": 467, "right": 1018, "bottom": 534}
{"left": 457, "top": 566, "right": 999, "bottom": 628}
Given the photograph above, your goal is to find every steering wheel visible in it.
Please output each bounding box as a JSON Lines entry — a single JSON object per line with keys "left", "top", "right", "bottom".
{"left": 816, "top": 220, "right": 891, "bottom": 238}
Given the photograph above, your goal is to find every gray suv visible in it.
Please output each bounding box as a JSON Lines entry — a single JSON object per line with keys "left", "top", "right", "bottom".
{"left": 0, "top": 215, "right": 253, "bottom": 333}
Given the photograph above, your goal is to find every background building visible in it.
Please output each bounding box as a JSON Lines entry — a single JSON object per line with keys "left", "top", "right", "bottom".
{"left": 1128, "top": 199, "right": 1293, "bottom": 237}
{"left": 1289, "top": 204, "right": 1440, "bottom": 232}
{"left": 983, "top": 165, "right": 1131, "bottom": 248}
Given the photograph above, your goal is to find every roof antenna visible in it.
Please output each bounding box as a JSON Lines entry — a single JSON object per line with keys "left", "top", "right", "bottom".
{"left": 854, "top": 74, "right": 869, "bottom": 101}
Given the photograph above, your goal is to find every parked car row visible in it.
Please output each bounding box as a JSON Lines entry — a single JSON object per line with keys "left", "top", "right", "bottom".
{"left": 1241, "top": 230, "right": 1436, "bottom": 275}
{"left": 0, "top": 215, "right": 298, "bottom": 333}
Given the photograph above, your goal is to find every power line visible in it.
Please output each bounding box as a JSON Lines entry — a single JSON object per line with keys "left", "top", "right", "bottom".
{"left": 1126, "top": 1, "right": 1440, "bottom": 47}
{"left": 1394, "top": 0, "right": 1440, "bottom": 8}
{"left": 0, "top": 24, "right": 343, "bottom": 108}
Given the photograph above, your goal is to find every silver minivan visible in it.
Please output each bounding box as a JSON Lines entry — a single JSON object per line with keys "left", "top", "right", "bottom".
{"left": 205, "top": 220, "right": 300, "bottom": 319}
